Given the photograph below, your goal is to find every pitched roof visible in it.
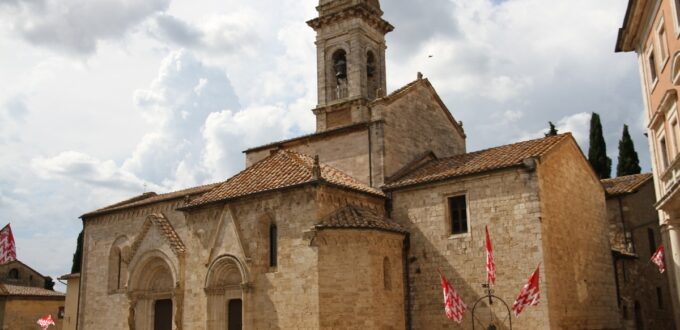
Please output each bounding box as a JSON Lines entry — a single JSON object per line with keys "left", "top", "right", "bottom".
{"left": 82, "top": 182, "right": 221, "bottom": 218}
{"left": 0, "top": 284, "right": 65, "bottom": 298}
{"left": 185, "top": 150, "right": 384, "bottom": 208}
{"left": 601, "top": 173, "right": 653, "bottom": 197}
{"left": 243, "top": 121, "right": 371, "bottom": 153}
{"left": 384, "top": 134, "right": 571, "bottom": 190}
{"left": 315, "top": 205, "right": 407, "bottom": 234}
{"left": 2, "top": 260, "right": 47, "bottom": 278}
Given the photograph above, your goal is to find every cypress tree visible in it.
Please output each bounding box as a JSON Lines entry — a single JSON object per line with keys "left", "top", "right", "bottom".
{"left": 71, "top": 230, "right": 84, "bottom": 274}
{"left": 545, "top": 122, "right": 558, "bottom": 136}
{"left": 588, "top": 112, "right": 612, "bottom": 179}
{"left": 617, "top": 124, "right": 642, "bottom": 176}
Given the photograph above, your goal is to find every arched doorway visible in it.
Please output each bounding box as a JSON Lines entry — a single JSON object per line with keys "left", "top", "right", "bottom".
{"left": 205, "top": 256, "right": 246, "bottom": 330}
{"left": 128, "top": 254, "right": 177, "bottom": 330}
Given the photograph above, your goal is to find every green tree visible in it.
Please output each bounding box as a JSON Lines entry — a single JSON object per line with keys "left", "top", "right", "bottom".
{"left": 617, "top": 124, "right": 642, "bottom": 176}
{"left": 588, "top": 112, "right": 612, "bottom": 179}
{"left": 545, "top": 122, "right": 558, "bottom": 136}
{"left": 71, "top": 230, "right": 83, "bottom": 273}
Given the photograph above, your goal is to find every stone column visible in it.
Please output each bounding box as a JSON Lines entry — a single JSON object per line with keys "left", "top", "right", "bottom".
{"left": 662, "top": 219, "right": 680, "bottom": 327}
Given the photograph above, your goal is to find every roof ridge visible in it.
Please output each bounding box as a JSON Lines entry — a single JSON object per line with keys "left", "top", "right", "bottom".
{"left": 439, "top": 133, "right": 570, "bottom": 162}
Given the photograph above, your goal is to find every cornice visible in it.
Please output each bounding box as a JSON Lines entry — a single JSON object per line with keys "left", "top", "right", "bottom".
{"left": 307, "top": 4, "right": 394, "bottom": 34}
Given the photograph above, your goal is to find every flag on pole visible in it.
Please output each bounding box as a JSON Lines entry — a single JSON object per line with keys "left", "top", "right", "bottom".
{"left": 0, "top": 224, "right": 16, "bottom": 264}
{"left": 651, "top": 245, "right": 665, "bottom": 273}
{"left": 37, "top": 314, "right": 55, "bottom": 330}
{"left": 512, "top": 264, "right": 541, "bottom": 318}
{"left": 485, "top": 225, "right": 496, "bottom": 286}
{"left": 438, "top": 269, "right": 467, "bottom": 323}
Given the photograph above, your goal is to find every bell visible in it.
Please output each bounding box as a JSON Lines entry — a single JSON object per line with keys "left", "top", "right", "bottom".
{"left": 367, "top": 63, "right": 376, "bottom": 77}
{"left": 334, "top": 59, "right": 347, "bottom": 79}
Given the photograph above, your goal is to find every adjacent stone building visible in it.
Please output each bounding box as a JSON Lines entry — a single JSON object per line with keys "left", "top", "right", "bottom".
{"left": 602, "top": 174, "right": 676, "bottom": 330}
{"left": 75, "top": 0, "right": 623, "bottom": 329}
{"left": 616, "top": 0, "right": 680, "bottom": 324}
{"left": 0, "top": 260, "right": 65, "bottom": 330}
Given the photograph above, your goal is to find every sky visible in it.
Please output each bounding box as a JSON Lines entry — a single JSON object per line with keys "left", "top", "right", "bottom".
{"left": 0, "top": 0, "right": 644, "bottom": 289}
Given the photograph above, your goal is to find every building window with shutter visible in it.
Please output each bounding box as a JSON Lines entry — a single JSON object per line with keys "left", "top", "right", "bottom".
{"left": 448, "top": 195, "right": 468, "bottom": 235}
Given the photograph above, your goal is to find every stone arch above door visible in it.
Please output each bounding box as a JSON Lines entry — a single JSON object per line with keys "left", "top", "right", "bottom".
{"left": 127, "top": 250, "right": 180, "bottom": 330}
{"left": 205, "top": 255, "right": 248, "bottom": 330}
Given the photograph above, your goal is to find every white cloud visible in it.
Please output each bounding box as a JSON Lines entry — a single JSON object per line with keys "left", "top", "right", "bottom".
{"left": 1, "top": 0, "right": 170, "bottom": 54}
{"left": 0, "top": 0, "right": 647, "bottom": 289}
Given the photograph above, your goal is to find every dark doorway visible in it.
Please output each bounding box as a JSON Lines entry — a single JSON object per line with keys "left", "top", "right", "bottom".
{"left": 154, "top": 299, "right": 173, "bottom": 330}
{"left": 634, "top": 301, "right": 644, "bottom": 330}
{"left": 228, "top": 299, "right": 242, "bottom": 330}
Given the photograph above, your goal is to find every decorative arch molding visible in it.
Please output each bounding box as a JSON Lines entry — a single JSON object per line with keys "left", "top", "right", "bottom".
{"left": 205, "top": 255, "right": 249, "bottom": 330}
{"left": 672, "top": 50, "right": 680, "bottom": 85}
{"left": 205, "top": 254, "right": 249, "bottom": 290}
{"left": 127, "top": 249, "right": 178, "bottom": 293}
{"left": 128, "top": 213, "right": 186, "bottom": 265}
{"left": 126, "top": 250, "right": 183, "bottom": 330}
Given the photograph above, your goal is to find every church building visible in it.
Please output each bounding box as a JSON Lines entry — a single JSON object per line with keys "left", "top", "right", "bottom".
{"left": 75, "top": 0, "right": 623, "bottom": 329}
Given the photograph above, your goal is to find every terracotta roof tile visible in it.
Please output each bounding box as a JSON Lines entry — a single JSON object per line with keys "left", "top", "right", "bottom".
{"left": 130, "top": 213, "right": 186, "bottom": 255}
{"left": 82, "top": 182, "right": 221, "bottom": 218}
{"left": 0, "top": 284, "right": 65, "bottom": 297}
{"left": 186, "top": 150, "right": 383, "bottom": 208}
{"left": 384, "top": 134, "right": 571, "bottom": 190}
{"left": 315, "top": 205, "right": 407, "bottom": 234}
{"left": 601, "top": 173, "right": 653, "bottom": 196}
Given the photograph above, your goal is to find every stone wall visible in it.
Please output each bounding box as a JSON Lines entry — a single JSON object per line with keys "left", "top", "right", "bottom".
{"left": 0, "top": 262, "right": 47, "bottom": 288}
{"left": 0, "top": 297, "right": 64, "bottom": 330}
{"left": 377, "top": 81, "right": 466, "bottom": 179}
{"left": 537, "top": 139, "right": 621, "bottom": 329}
{"left": 607, "top": 181, "right": 677, "bottom": 330}
{"left": 79, "top": 184, "right": 398, "bottom": 330}
{"left": 390, "top": 168, "right": 548, "bottom": 329}
{"left": 316, "top": 230, "right": 405, "bottom": 330}
{"left": 245, "top": 128, "right": 378, "bottom": 186}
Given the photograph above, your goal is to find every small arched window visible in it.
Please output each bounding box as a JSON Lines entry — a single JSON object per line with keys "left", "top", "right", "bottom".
{"left": 269, "top": 224, "right": 278, "bottom": 268}
{"left": 330, "top": 49, "right": 348, "bottom": 101}
{"left": 383, "top": 257, "right": 391, "bottom": 290}
{"left": 8, "top": 268, "right": 19, "bottom": 280}
{"left": 108, "top": 237, "right": 129, "bottom": 293}
{"left": 367, "top": 51, "right": 379, "bottom": 99}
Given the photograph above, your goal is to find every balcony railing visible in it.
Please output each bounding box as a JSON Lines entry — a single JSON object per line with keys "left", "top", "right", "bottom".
{"left": 330, "top": 84, "right": 348, "bottom": 102}
{"left": 660, "top": 155, "right": 680, "bottom": 195}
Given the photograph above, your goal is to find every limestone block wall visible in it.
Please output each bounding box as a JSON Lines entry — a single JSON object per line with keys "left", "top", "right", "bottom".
{"left": 390, "top": 169, "right": 548, "bottom": 329}
{"left": 245, "top": 128, "right": 380, "bottom": 186}
{"left": 537, "top": 139, "right": 621, "bottom": 330}
{"left": 607, "top": 181, "right": 676, "bottom": 330}
{"left": 1, "top": 297, "right": 64, "bottom": 330}
{"left": 0, "top": 262, "right": 46, "bottom": 288}
{"left": 79, "top": 198, "right": 188, "bottom": 330}
{"left": 379, "top": 82, "right": 466, "bottom": 179}
{"left": 316, "top": 230, "right": 405, "bottom": 330}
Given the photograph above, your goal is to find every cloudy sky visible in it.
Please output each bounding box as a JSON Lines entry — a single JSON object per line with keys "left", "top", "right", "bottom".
{"left": 0, "top": 0, "right": 643, "bottom": 287}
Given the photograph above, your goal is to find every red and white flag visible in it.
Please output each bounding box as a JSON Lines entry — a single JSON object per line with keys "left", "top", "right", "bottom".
{"left": 0, "top": 224, "right": 16, "bottom": 264}
{"left": 512, "top": 264, "right": 541, "bottom": 318}
{"left": 651, "top": 245, "right": 665, "bottom": 274}
{"left": 438, "top": 270, "right": 467, "bottom": 323}
{"left": 37, "top": 314, "right": 55, "bottom": 330}
{"left": 485, "top": 226, "right": 496, "bottom": 286}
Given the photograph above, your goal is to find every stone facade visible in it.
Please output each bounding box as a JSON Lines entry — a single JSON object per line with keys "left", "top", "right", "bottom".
{"left": 0, "top": 260, "right": 65, "bottom": 330}
{"left": 603, "top": 175, "right": 676, "bottom": 330}
{"left": 0, "top": 297, "right": 64, "bottom": 330}
{"left": 74, "top": 0, "right": 625, "bottom": 329}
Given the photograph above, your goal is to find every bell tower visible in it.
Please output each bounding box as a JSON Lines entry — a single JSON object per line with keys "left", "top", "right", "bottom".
{"left": 307, "top": 0, "right": 393, "bottom": 132}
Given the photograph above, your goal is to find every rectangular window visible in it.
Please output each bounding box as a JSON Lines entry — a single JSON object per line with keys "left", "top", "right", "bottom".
{"left": 660, "top": 137, "right": 670, "bottom": 169}
{"left": 657, "top": 287, "right": 664, "bottom": 309}
{"left": 648, "top": 228, "right": 657, "bottom": 258}
{"left": 657, "top": 18, "right": 669, "bottom": 65}
{"left": 671, "top": 118, "right": 680, "bottom": 156}
{"left": 673, "top": 0, "right": 680, "bottom": 34}
{"left": 448, "top": 195, "right": 468, "bottom": 235}
{"left": 649, "top": 49, "right": 658, "bottom": 84}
